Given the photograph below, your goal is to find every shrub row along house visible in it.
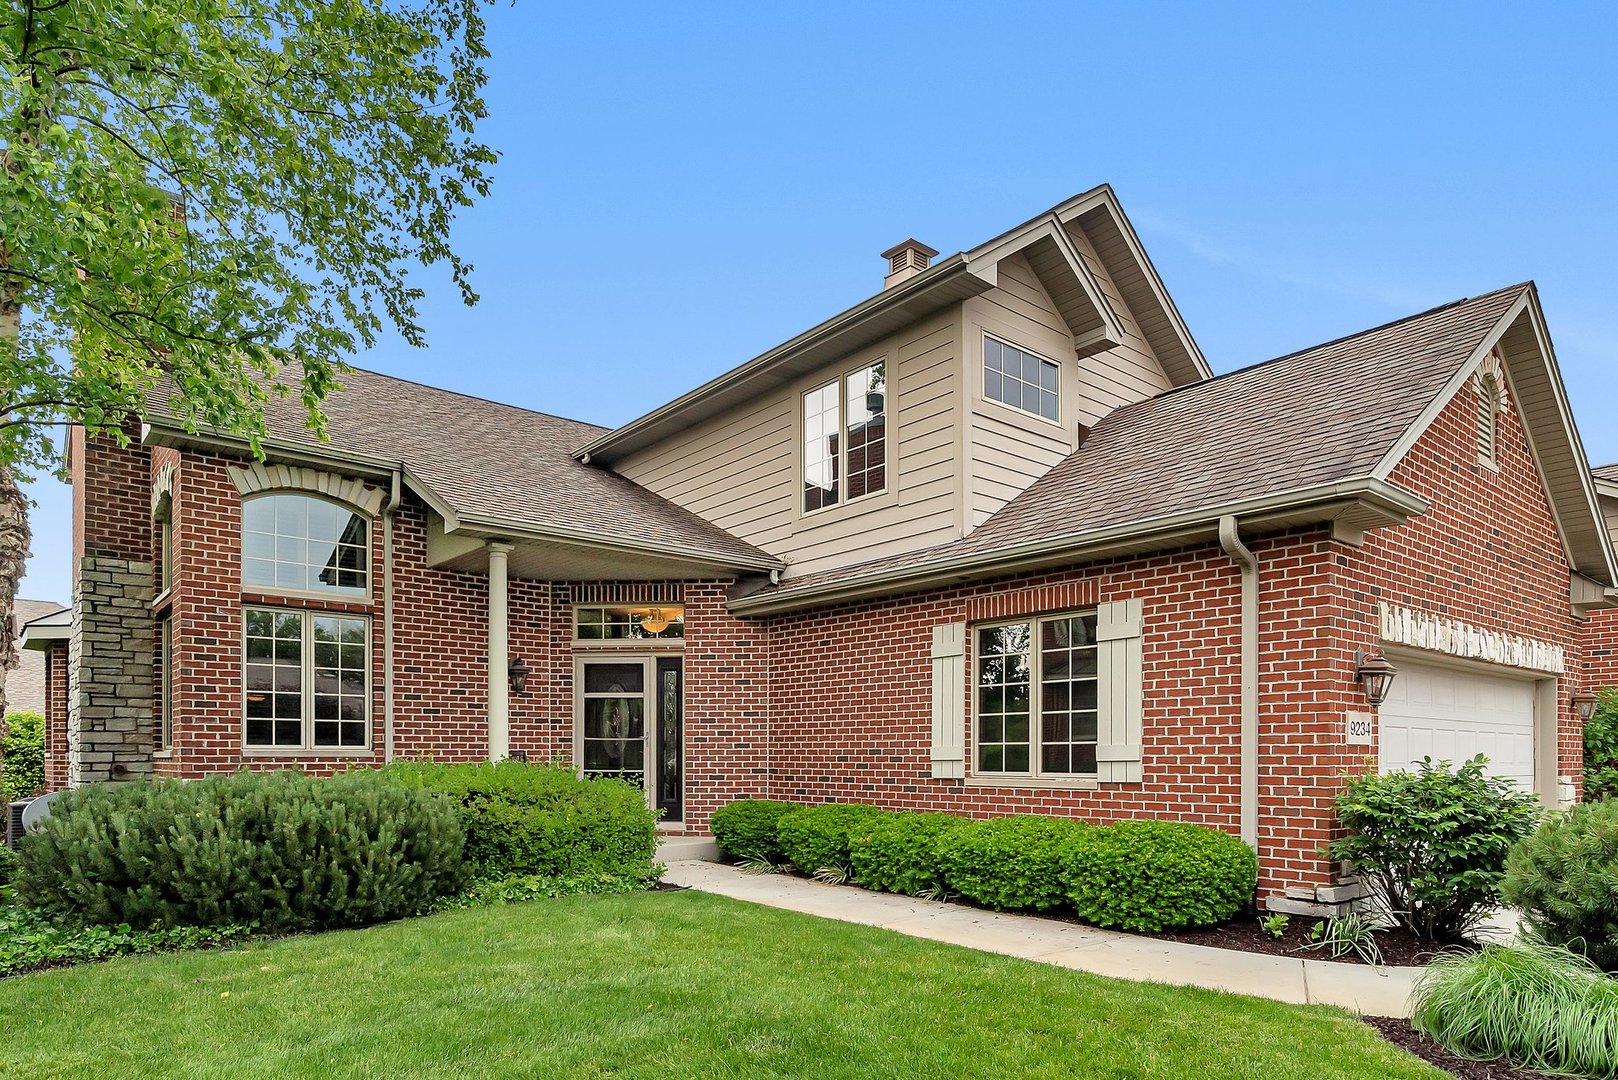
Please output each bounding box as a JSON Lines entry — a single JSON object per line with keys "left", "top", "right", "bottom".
{"left": 24, "top": 184, "right": 1618, "bottom": 913}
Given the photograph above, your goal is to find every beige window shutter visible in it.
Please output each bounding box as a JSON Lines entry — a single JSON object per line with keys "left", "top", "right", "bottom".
{"left": 1095, "top": 598, "right": 1144, "bottom": 784}
{"left": 930, "top": 622, "right": 966, "bottom": 779}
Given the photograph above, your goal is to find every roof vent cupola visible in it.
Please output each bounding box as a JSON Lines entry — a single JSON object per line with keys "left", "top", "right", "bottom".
{"left": 880, "top": 238, "right": 939, "bottom": 290}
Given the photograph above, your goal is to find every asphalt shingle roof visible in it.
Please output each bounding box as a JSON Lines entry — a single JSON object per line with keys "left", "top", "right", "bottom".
{"left": 762, "top": 284, "right": 1528, "bottom": 598}
{"left": 10, "top": 599, "right": 65, "bottom": 716}
{"left": 154, "top": 368, "right": 776, "bottom": 567}
{"left": 1594, "top": 463, "right": 1618, "bottom": 483}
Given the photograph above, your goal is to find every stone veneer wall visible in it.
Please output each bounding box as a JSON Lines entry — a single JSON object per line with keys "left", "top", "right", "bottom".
{"left": 68, "top": 556, "right": 155, "bottom": 783}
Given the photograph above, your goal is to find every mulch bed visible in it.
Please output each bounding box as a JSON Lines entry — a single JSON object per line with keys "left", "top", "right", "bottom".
{"left": 1364, "top": 1017, "right": 1559, "bottom": 1080}
{"left": 1157, "top": 916, "right": 1477, "bottom": 966}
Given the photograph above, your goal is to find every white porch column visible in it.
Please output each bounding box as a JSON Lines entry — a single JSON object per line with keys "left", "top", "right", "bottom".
{"left": 486, "top": 541, "right": 513, "bottom": 761}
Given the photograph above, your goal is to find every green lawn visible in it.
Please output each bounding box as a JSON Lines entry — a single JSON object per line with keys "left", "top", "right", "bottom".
{"left": 0, "top": 890, "right": 1441, "bottom": 1079}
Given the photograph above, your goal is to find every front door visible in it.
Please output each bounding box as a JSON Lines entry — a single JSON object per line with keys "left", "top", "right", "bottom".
{"left": 578, "top": 656, "right": 683, "bottom": 821}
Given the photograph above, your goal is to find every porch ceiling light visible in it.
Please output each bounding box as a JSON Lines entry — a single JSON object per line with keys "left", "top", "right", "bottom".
{"left": 1573, "top": 690, "right": 1601, "bottom": 722}
{"left": 508, "top": 655, "right": 529, "bottom": 695}
{"left": 639, "top": 608, "right": 670, "bottom": 636}
{"left": 1354, "top": 648, "right": 1398, "bottom": 706}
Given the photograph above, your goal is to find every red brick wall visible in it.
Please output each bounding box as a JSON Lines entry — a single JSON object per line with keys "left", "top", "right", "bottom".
{"left": 42, "top": 640, "right": 68, "bottom": 791}
{"left": 1588, "top": 609, "right": 1618, "bottom": 691}
{"left": 1343, "top": 371, "right": 1586, "bottom": 796}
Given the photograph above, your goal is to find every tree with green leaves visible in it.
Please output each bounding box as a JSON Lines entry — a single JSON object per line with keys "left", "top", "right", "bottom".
{"left": 0, "top": 0, "right": 497, "bottom": 715}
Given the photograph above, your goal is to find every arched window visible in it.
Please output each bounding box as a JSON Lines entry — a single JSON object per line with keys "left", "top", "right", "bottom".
{"left": 242, "top": 493, "right": 369, "bottom": 597}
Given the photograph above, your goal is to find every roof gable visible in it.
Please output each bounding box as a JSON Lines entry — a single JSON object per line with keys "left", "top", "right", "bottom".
{"left": 1372, "top": 285, "right": 1617, "bottom": 587}
{"left": 577, "top": 184, "right": 1209, "bottom": 465}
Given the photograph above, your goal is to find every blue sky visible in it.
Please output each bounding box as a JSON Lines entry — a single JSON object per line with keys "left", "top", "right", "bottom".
{"left": 20, "top": 1, "right": 1618, "bottom": 602}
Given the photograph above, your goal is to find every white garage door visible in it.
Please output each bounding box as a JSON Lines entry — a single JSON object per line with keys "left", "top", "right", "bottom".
{"left": 1377, "top": 661, "right": 1537, "bottom": 791}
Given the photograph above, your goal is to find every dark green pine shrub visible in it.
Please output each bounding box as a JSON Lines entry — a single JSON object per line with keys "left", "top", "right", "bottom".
{"left": 1582, "top": 689, "right": 1618, "bottom": 802}
{"left": 1504, "top": 800, "right": 1618, "bottom": 971}
{"left": 849, "top": 812, "right": 965, "bottom": 895}
{"left": 1061, "top": 820, "right": 1256, "bottom": 932}
{"left": 934, "top": 815, "right": 1086, "bottom": 911}
{"left": 382, "top": 760, "right": 658, "bottom": 882}
{"left": 1327, "top": 756, "right": 1541, "bottom": 942}
{"left": 15, "top": 770, "right": 465, "bottom": 931}
{"left": 1, "top": 709, "right": 45, "bottom": 802}
{"left": 775, "top": 803, "right": 892, "bottom": 876}
{"left": 709, "top": 799, "right": 803, "bottom": 862}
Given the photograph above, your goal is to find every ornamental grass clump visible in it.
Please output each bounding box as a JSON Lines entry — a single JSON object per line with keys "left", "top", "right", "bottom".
{"left": 1504, "top": 799, "right": 1618, "bottom": 972}
{"left": 1412, "top": 941, "right": 1618, "bottom": 1079}
{"left": 1327, "top": 755, "right": 1540, "bottom": 942}
{"left": 15, "top": 769, "right": 465, "bottom": 932}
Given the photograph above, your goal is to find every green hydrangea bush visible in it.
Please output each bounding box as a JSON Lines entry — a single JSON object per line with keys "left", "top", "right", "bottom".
{"left": 16, "top": 769, "right": 466, "bottom": 932}
{"left": 710, "top": 799, "right": 803, "bottom": 863}
{"left": 1504, "top": 799, "right": 1618, "bottom": 971}
{"left": 1061, "top": 820, "right": 1256, "bottom": 932}
{"left": 849, "top": 812, "right": 965, "bottom": 895}
{"left": 775, "top": 803, "right": 891, "bottom": 876}
{"left": 934, "top": 815, "right": 1086, "bottom": 911}
{"left": 1328, "top": 756, "right": 1540, "bottom": 942}
{"left": 383, "top": 760, "right": 658, "bottom": 882}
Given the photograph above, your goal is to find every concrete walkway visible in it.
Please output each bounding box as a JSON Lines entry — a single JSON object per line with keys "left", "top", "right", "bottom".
{"left": 658, "top": 853, "right": 1421, "bottom": 1017}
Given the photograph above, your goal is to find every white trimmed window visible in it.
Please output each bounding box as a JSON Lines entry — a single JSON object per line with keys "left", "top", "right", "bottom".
{"left": 802, "top": 359, "right": 887, "bottom": 512}
{"left": 984, "top": 335, "right": 1059, "bottom": 421}
{"left": 242, "top": 493, "right": 369, "bottom": 597}
{"left": 975, "top": 612, "right": 1099, "bottom": 776}
{"left": 244, "top": 607, "right": 369, "bottom": 749}
{"left": 575, "top": 604, "right": 685, "bottom": 641}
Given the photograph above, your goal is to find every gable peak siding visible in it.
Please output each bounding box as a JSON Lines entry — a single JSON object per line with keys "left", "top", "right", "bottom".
{"left": 615, "top": 309, "right": 964, "bottom": 580}
{"left": 963, "top": 235, "right": 1175, "bottom": 531}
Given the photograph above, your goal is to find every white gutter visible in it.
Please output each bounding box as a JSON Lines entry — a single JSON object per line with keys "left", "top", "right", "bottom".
{"left": 383, "top": 468, "right": 402, "bottom": 763}
{"left": 1218, "top": 516, "right": 1260, "bottom": 850}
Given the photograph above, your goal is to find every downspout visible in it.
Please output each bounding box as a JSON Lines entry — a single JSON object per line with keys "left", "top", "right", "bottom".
{"left": 1218, "top": 515, "right": 1260, "bottom": 850}
{"left": 383, "top": 468, "right": 401, "bottom": 762}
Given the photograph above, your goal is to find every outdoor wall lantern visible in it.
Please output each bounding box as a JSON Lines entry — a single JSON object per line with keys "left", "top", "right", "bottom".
{"left": 1354, "top": 648, "right": 1398, "bottom": 706}
{"left": 508, "top": 655, "right": 529, "bottom": 695}
{"left": 1573, "top": 690, "right": 1600, "bottom": 722}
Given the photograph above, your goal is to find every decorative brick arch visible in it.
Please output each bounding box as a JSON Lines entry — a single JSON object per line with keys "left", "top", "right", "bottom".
{"left": 225, "top": 462, "right": 386, "bottom": 517}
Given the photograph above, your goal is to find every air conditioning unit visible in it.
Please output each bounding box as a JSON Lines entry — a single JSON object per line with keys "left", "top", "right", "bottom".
{"left": 6, "top": 798, "right": 35, "bottom": 848}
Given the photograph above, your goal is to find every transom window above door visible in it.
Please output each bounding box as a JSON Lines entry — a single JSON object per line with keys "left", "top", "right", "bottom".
{"left": 242, "top": 493, "right": 369, "bottom": 597}
{"left": 803, "top": 359, "right": 887, "bottom": 512}
{"left": 984, "top": 335, "right": 1059, "bottom": 421}
{"left": 575, "top": 604, "right": 685, "bottom": 641}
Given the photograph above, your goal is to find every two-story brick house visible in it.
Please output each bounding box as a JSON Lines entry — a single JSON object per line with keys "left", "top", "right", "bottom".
{"left": 27, "top": 184, "right": 1618, "bottom": 912}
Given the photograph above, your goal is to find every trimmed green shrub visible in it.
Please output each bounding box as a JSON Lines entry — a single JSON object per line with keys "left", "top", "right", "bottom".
{"left": 1, "top": 710, "right": 45, "bottom": 802}
{"left": 1583, "top": 689, "right": 1618, "bottom": 802}
{"left": 1504, "top": 800, "right": 1618, "bottom": 971}
{"left": 710, "top": 799, "right": 802, "bottom": 862}
{"left": 1327, "top": 756, "right": 1540, "bottom": 942}
{"left": 0, "top": 843, "right": 19, "bottom": 888}
{"left": 1412, "top": 941, "right": 1618, "bottom": 1078}
{"left": 1061, "top": 820, "right": 1256, "bottom": 932}
{"left": 775, "top": 803, "right": 891, "bottom": 875}
{"left": 383, "top": 760, "right": 658, "bottom": 882}
{"left": 15, "top": 769, "right": 465, "bottom": 931}
{"left": 934, "top": 815, "right": 1085, "bottom": 911}
{"left": 850, "top": 812, "right": 965, "bottom": 895}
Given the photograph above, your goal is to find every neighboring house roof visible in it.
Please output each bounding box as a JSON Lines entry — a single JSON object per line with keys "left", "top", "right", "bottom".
{"left": 577, "top": 184, "right": 1211, "bottom": 466}
{"left": 10, "top": 600, "right": 65, "bottom": 715}
{"left": 1594, "top": 463, "right": 1618, "bottom": 490}
{"left": 733, "top": 283, "right": 1614, "bottom": 613}
{"left": 143, "top": 368, "right": 781, "bottom": 574}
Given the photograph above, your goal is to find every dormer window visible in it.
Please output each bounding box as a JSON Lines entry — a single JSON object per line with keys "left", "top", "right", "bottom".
{"left": 803, "top": 360, "right": 887, "bottom": 512}
{"left": 984, "top": 335, "right": 1059, "bottom": 421}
